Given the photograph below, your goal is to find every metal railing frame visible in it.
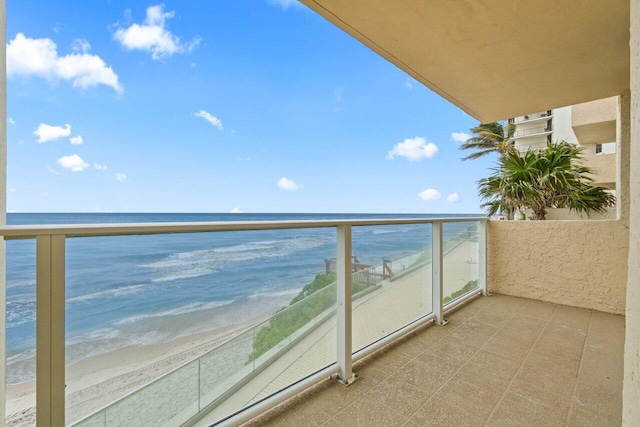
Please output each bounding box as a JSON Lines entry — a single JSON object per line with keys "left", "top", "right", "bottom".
{"left": 0, "top": 216, "right": 487, "bottom": 427}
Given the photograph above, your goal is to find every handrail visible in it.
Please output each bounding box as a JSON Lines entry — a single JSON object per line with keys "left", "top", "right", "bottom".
{"left": 11, "top": 216, "right": 487, "bottom": 426}
{"left": 0, "top": 216, "right": 487, "bottom": 239}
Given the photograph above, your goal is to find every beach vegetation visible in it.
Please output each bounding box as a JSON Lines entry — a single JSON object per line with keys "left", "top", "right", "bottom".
{"left": 478, "top": 142, "right": 615, "bottom": 220}
{"left": 443, "top": 280, "right": 478, "bottom": 304}
{"left": 248, "top": 273, "right": 369, "bottom": 363}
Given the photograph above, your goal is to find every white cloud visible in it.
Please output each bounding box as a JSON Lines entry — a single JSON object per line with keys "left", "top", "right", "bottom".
{"left": 334, "top": 86, "right": 344, "bottom": 103}
{"left": 386, "top": 137, "right": 438, "bottom": 161}
{"left": 193, "top": 110, "right": 223, "bottom": 130}
{"left": 35, "top": 123, "right": 72, "bottom": 143}
{"left": 231, "top": 207, "right": 241, "bottom": 213}
{"left": 8, "top": 117, "right": 15, "bottom": 125}
{"left": 277, "top": 177, "right": 303, "bottom": 191}
{"left": 418, "top": 188, "right": 442, "bottom": 201}
{"left": 58, "top": 154, "right": 89, "bottom": 172}
{"left": 116, "top": 173, "right": 127, "bottom": 182}
{"left": 405, "top": 77, "right": 414, "bottom": 89}
{"left": 71, "top": 38, "right": 91, "bottom": 53}
{"left": 7, "top": 33, "right": 123, "bottom": 93}
{"left": 114, "top": 4, "right": 200, "bottom": 60}
{"left": 70, "top": 135, "right": 83, "bottom": 145}
{"left": 266, "top": 0, "right": 303, "bottom": 10}
{"left": 451, "top": 132, "right": 471, "bottom": 144}
{"left": 446, "top": 193, "right": 460, "bottom": 203}
{"left": 47, "top": 166, "right": 61, "bottom": 175}
{"left": 94, "top": 163, "right": 108, "bottom": 171}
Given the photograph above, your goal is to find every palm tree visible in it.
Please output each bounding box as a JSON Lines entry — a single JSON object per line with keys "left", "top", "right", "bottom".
{"left": 460, "top": 121, "right": 516, "bottom": 161}
{"left": 478, "top": 142, "right": 615, "bottom": 220}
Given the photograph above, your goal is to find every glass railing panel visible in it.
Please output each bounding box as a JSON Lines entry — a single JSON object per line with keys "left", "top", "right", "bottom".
{"left": 6, "top": 240, "right": 37, "bottom": 426}
{"left": 442, "top": 221, "right": 480, "bottom": 306}
{"left": 66, "top": 227, "right": 337, "bottom": 426}
{"left": 105, "top": 360, "right": 199, "bottom": 426}
{"left": 351, "top": 223, "right": 432, "bottom": 353}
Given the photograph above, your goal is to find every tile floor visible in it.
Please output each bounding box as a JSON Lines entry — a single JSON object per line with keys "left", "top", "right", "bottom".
{"left": 241, "top": 293, "right": 624, "bottom": 426}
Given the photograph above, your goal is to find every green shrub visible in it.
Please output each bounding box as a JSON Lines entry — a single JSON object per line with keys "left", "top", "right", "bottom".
{"left": 247, "top": 273, "right": 370, "bottom": 363}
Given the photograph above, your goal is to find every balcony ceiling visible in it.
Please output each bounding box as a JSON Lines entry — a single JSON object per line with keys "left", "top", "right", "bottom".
{"left": 300, "top": 0, "right": 630, "bottom": 123}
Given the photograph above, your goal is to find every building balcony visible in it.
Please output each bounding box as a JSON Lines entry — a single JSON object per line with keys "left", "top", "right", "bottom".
{"left": 583, "top": 152, "right": 617, "bottom": 187}
{"left": 512, "top": 110, "right": 553, "bottom": 123}
{"left": 572, "top": 97, "right": 618, "bottom": 145}
{"left": 513, "top": 126, "right": 553, "bottom": 139}
{"left": 1, "top": 216, "right": 628, "bottom": 427}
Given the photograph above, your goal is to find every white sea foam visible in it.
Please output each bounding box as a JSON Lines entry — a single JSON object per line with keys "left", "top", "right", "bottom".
{"left": 144, "top": 236, "right": 331, "bottom": 282}
{"left": 116, "top": 299, "right": 236, "bottom": 325}
{"left": 6, "top": 299, "right": 36, "bottom": 328}
{"left": 248, "top": 288, "right": 301, "bottom": 300}
{"left": 66, "top": 284, "right": 147, "bottom": 304}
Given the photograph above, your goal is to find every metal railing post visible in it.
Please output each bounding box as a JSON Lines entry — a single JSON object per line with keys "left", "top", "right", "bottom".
{"left": 36, "top": 234, "right": 66, "bottom": 427}
{"left": 432, "top": 221, "right": 447, "bottom": 325}
{"left": 478, "top": 220, "right": 489, "bottom": 296}
{"left": 334, "top": 225, "right": 358, "bottom": 385}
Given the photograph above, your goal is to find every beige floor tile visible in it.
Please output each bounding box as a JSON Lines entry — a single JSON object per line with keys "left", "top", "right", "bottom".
{"left": 410, "top": 396, "right": 486, "bottom": 427}
{"left": 324, "top": 395, "right": 409, "bottom": 427}
{"left": 412, "top": 348, "right": 469, "bottom": 378}
{"left": 533, "top": 323, "right": 587, "bottom": 362}
{"left": 505, "top": 365, "right": 574, "bottom": 420}
{"left": 436, "top": 378, "right": 502, "bottom": 420}
{"left": 516, "top": 299, "right": 557, "bottom": 321}
{"left": 568, "top": 402, "right": 621, "bottom": 427}
{"left": 392, "top": 359, "right": 449, "bottom": 391}
{"left": 487, "top": 396, "right": 565, "bottom": 427}
{"left": 422, "top": 337, "right": 479, "bottom": 361}
{"left": 471, "top": 309, "right": 512, "bottom": 329}
{"left": 573, "top": 381, "right": 623, "bottom": 422}
{"left": 454, "top": 350, "right": 521, "bottom": 394}
{"left": 525, "top": 349, "right": 580, "bottom": 379}
{"left": 448, "top": 320, "right": 499, "bottom": 348}
{"left": 549, "top": 304, "right": 592, "bottom": 331}
{"left": 367, "top": 375, "right": 433, "bottom": 418}
{"left": 482, "top": 335, "right": 531, "bottom": 362}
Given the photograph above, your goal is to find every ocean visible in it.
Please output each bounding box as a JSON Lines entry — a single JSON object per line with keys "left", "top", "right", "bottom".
{"left": 5, "top": 212, "right": 478, "bottom": 384}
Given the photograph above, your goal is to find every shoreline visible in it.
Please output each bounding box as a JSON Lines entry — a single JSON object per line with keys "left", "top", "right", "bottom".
{"left": 6, "top": 312, "right": 273, "bottom": 427}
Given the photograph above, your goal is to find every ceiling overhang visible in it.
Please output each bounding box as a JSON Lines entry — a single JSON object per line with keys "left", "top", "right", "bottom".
{"left": 301, "top": 0, "right": 630, "bottom": 123}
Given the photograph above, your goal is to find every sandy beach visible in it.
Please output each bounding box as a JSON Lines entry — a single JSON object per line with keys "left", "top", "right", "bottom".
{"left": 6, "top": 314, "right": 270, "bottom": 427}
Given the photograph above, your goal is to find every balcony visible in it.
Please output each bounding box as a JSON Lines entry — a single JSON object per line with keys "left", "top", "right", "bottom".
{"left": 583, "top": 152, "right": 617, "bottom": 187}
{"left": 2, "top": 215, "right": 628, "bottom": 426}
{"left": 572, "top": 97, "right": 618, "bottom": 145}
{"left": 512, "top": 110, "right": 553, "bottom": 123}
{"left": 244, "top": 294, "right": 624, "bottom": 426}
{"left": 513, "top": 126, "right": 553, "bottom": 139}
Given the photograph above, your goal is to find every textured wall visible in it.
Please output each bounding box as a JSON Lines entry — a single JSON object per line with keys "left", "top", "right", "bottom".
{"left": 623, "top": 0, "right": 640, "bottom": 423}
{"left": 487, "top": 220, "right": 628, "bottom": 315}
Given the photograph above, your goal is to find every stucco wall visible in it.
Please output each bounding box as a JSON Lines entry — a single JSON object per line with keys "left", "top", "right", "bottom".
{"left": 623, "top": 0, "right": 640, "bottom": 423}
{"left": 487, "top": 220, "right": 628, "bottom": 315}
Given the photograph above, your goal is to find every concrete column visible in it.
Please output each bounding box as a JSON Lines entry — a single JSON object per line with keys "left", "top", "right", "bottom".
{"left": 623, "top": 0, "right": 640, "bottom": 424}
{"left": 617, "top": 90, "right": 631, "bottom": 223}
{"left": 1, "top": 0, "right": 7, "bottom": 425}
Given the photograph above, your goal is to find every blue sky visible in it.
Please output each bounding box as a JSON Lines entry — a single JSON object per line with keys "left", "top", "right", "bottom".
{"left": 6, "top": 0, "right": 495, "bottom": 214}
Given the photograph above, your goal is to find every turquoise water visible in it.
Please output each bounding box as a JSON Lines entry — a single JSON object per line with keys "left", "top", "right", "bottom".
{"left": 6, "top": 212, "right": 477, "bottom": 383}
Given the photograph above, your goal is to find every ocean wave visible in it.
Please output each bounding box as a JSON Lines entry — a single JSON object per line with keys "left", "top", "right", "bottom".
{"left": 116, "top": 299, "right": 236, "bottom": 325}
{"left": 7, "top": 299, "right": 35, "bottom": 328}
{"left": 66, "top": 284, "right": 147, "bottom": 304}
{"left": 248, "top": 288, "right": 301, "bottom": 300}
{"left": 144, "top": 235, "right": 331, "bottom": 282}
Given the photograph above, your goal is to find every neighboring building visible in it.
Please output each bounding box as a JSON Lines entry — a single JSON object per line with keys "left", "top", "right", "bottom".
{"left": 509, "top": 98, "right": 617, "bottom": 191}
